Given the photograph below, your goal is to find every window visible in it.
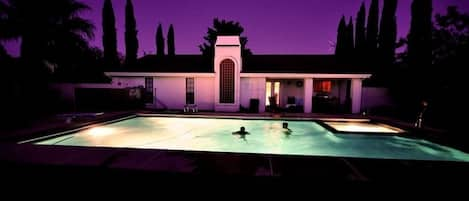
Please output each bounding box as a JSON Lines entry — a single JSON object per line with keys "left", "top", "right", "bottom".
{"left": 265, "top": 81, "right": 280, "bottom": 106}
{"left": 186, "top": 78, "right": 195, "bottom": 105}
{"left": 314, "top": 80, "right": 332, "bottom": 93}
{"left": 144, "top": 77, "right": 154, "bottom": 104}
{"left": 265, "top": 82, "right": 271, "bottom": 106}
{"left": 219, "top": 59, "right": 235, "bottom": 103}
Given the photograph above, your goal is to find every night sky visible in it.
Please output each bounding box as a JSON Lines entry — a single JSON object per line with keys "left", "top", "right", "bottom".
{"left": 4, "top": 0, "right": 469, "bottom": 57}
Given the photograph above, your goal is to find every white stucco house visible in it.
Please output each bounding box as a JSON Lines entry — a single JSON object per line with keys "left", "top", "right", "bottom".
{"left": 104, "top": 36, "right": 372, "bottom": 113}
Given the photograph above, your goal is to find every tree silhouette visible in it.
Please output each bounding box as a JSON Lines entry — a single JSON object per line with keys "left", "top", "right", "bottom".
{"left": 0, "top": 43, "right": 9, "bottom": 59}
{"left": 0, "top": 0, "right": 102, "bottom": 120}
{"left": 156, "top": 24, "right": 164, "bottom": 56}
{"left": 125, "top": 0, "right": 138, "bottom": 66}
{"left": 407, "top": 0, "right": 432, "bottom": 68}
{"left": 103, "top": 0, "right": 119, "bottom": 68}
{"left": 388, "top": 0, "right": 433, "bottom": 128}
{"left": 167, "top": 24, "right": 175, "bottom": 56}
{"left": 0, "top": 0, "right": 94, "bottom": 66}
{"left": 199, "top": 18, "right": 252, "bottom": 59}
{"left": 378, "top": 0, "right": 398, "bottom": 66}
{"left": 366, "top": 0, "right": 379, "bottom": 66}
{"left": 335, "top": 16, "right": 347, "bottom": 59}
{"left": 430, "top": 6, "right": 469, "bottom": 129}
{"left": 355, "top": 2, "right": 366, "bottom": 63}
{"left": 433, "top": 6, "right": 469, "bottom": 67}
{"left": 345, "top": 17, "right": 355, "bottom": 59}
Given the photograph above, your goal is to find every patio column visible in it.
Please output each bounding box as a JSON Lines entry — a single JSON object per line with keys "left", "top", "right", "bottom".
{"left": 351, "top": 78, "right": 363, "bottom": 114}
{"left": 303, "top": 78, "right": 313, "bottom": 113}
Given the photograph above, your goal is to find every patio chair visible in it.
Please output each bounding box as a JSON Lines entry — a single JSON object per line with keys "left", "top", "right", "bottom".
{"left": 286, "top": 96, "right": 296, "bottom": 111}
{"left": 184, "top": 104, "right": 198, "bottom": 113}
{"left": 268, "top": 96, "right": 278, "bottom": 112}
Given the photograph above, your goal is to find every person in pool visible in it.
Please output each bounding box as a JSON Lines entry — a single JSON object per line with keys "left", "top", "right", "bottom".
{"left": 232, "top": 126, "right": 250, "bottom": 135}
{"left": 282, "top": 122, "right": 292, "bottom": 135}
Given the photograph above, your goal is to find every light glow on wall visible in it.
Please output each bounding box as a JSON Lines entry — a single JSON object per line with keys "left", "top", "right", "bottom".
{"left": 265, "top": 82, "right": 272, "bottom": 106}
{"left": 265, "top": 81, "right": 280, "bottom": 106}
{"left": 274, "top": 82, "right": 280, "bottom": 105}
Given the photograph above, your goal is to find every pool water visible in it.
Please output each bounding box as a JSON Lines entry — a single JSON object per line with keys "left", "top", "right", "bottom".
{"left": 36, "top": 117, "right": 469, "bottom": 162}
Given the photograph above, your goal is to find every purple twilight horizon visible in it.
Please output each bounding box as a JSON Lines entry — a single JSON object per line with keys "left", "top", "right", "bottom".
{"left": 3, "top": 0, "right": 469, "bottom": 57}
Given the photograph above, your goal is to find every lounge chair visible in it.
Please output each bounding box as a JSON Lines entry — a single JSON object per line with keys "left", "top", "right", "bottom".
{"left": 184, "top": 104, "right": 198, "bottom": 113}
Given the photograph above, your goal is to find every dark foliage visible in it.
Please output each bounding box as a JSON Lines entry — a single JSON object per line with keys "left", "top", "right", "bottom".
{"left": 156, "top": 23, "right": 164, "bottom": 56}
{"left": 355, "top": 2, "right": 366, "bottom": 63}
{"left": 378, "top": 0, "right": 398, "bottom": 66}
{"left": 335, "top": 16, "right": 347, "bottom": 60}
{"left": 103, "top": 0, "right": 119, "bottom": 68}
{"left": 167, "top": 24, "right": 175, "bottom": 56}
{"left": 366, "top": 0, "right": 379, "bottom": 66}
{"left": 345, "top": 17, "right": 355, "bottom": 60}
{"left": 199, "top": 18, "right": 252, "bottom": 63}
{"left": 124, "top": 0, "right": 138, "bottom": 66}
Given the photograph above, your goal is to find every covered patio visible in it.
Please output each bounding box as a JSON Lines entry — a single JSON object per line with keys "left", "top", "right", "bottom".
{"left": 265, "top": 79, "right": 305, "bottom": 113}
{"left": 242, "top": 73, "right": 370, "bottom": 114}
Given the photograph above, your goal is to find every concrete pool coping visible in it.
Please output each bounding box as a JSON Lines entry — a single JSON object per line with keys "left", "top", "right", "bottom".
{"left": 1, "top": 141, "right": 469, "bottom": 181}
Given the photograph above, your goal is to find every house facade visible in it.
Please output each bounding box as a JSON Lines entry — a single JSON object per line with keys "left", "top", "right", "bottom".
{"left": 105, "top": 36, "right": 372, "bottom": 113}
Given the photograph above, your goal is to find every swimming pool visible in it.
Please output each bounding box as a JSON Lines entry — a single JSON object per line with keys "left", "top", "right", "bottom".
{"left": 32, "top": 116, "right": 469, "bottom": 162}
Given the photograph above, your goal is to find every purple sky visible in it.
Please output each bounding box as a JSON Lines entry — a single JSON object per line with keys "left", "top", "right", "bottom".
{"left": 3, "top": 0, "right": 469, "bottom": 57}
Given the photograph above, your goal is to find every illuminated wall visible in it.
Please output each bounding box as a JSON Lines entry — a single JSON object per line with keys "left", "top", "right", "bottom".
{"left": 195, "top": 77, "right": 215, "bottom": 111}
{"left": 240, "top": 77, "right": 266, "bottom": 112}
{"left": 154, "top": 77, "right": 186, "bottom": 110}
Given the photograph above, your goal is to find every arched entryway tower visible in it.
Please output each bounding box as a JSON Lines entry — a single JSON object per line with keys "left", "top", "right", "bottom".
{"left": 214, "top": 36, "right": 241, "bottom": 112}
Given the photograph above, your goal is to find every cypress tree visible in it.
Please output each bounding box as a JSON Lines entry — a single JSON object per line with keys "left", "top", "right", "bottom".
{"left": 125, "top": 0, "right": 138, "bottom": 66}
{"left": 335, "top": 16, "right": 347, "bottom": 60}
{"left": 346, "top": 17, "right": 355, "bottom": 61}
{"left": 366, "top": 0, "right": 379, "bottom": 65}
{"left": 378, "top": 0, "right": 398, "bottom": 66}
{"left": 355, "top": 2, "right": 366, "bottom": 63}
{"left": 345, "top": 17, "right": 354, "bottom": 55}
{"left": 167, "top": 24, "right": 175, "bottom": 56}
{"left": 156, "top": 24, "right": 165, "bottom": 56}
{"left": 102, "top": 0, "right": 119, "bottom": 67}
{"left": 407, "top": 0, "right": 432, "bottom": 68}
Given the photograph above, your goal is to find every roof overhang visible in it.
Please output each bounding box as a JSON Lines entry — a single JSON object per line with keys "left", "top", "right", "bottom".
{"left": 105, "top": 72, "right": 215, "bottom": 77}
{"left": 240, "top": 73, "right": 372, "bottom": 79}
{"left": 105, "top": 72, "right": 371, "bottom": 79}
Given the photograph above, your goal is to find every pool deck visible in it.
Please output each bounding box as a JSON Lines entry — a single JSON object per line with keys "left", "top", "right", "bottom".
{"left": 1, "top": 140, "right": 469, "bottom": 182}
{"left": 1, "top": 110, "right": 468, "bottom": 182}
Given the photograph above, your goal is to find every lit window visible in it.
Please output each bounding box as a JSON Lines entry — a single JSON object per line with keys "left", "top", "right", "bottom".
{"left": 314, "top": 80, "right": 331, "bottom": 93}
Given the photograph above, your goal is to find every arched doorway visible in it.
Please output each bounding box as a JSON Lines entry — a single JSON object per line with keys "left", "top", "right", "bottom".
{"left": 219, "top": 59, "right": 235, "bottom": 103}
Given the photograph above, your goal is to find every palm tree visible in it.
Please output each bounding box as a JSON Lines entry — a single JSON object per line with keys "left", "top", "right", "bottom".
{"left": 1, "top": 0, "right": 98, "bottom": 117}
{"left": 0, "top": 0, "right": 94, "bottom": 68}
{"left": 0, "top": 43, "right": 9, "bottom": 59}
